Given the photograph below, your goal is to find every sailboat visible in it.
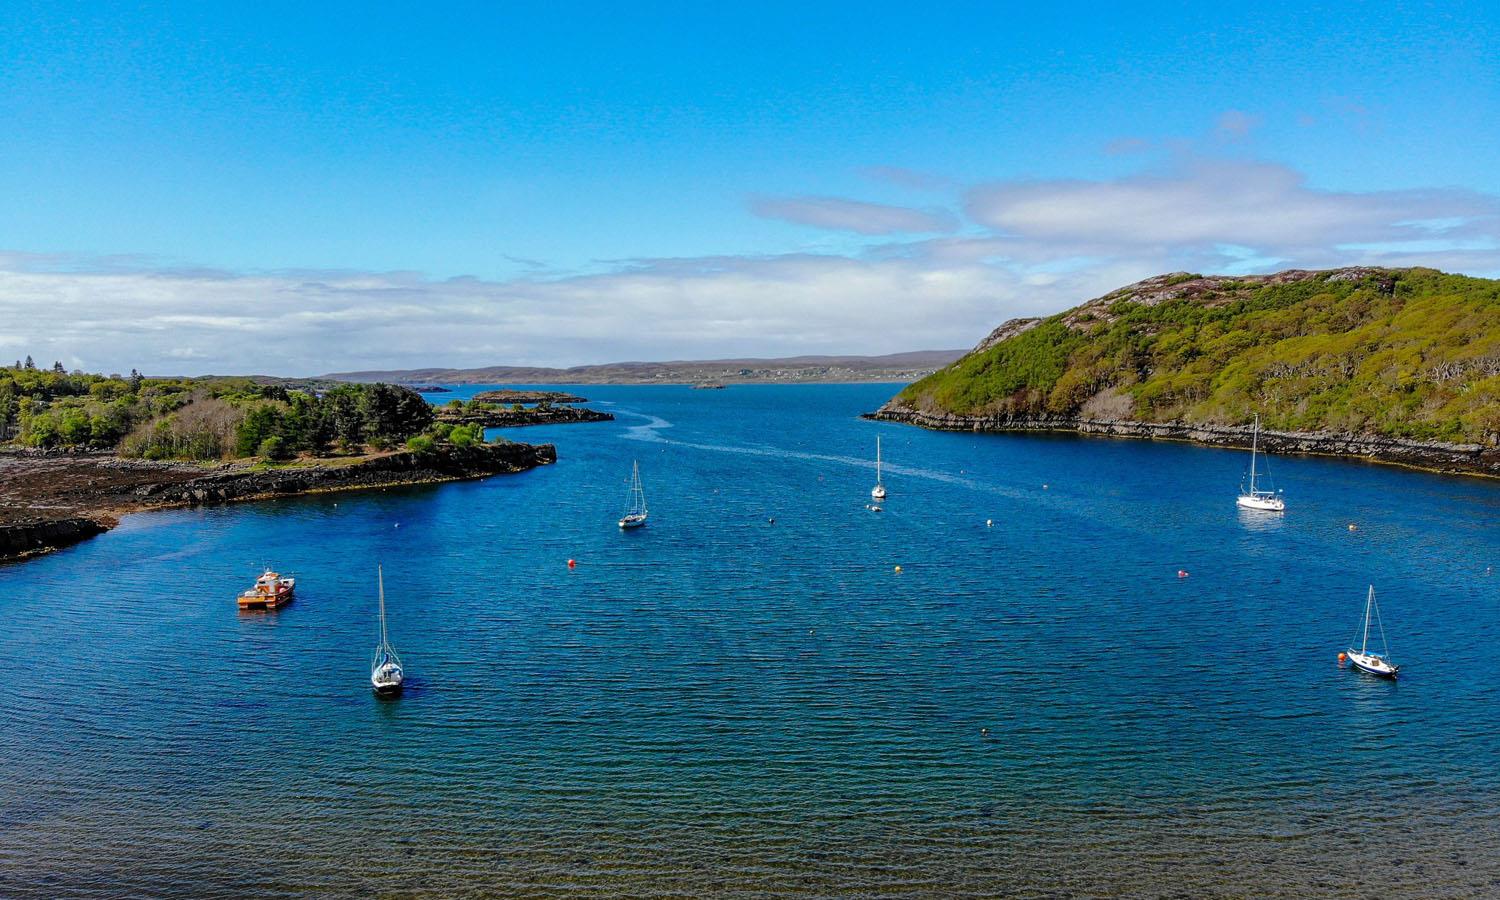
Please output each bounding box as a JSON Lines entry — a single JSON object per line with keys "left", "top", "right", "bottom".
{"left": 1346, "top": 585, "right": 1399, "bottom": 678}
{"left": 619, "top": 461, "right": 648, "bottom": 528}
{"left": 1236, "top": 414, "right": 1285, "bottom": 511}
{"left": 871, "top": 436, "right": 887, "bottom": 501}
{"left": 370, "top": 565, "right": 404, "bottom": 694}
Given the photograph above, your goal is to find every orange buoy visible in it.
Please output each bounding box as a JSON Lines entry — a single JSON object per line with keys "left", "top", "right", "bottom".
{"left": 894, "top": 565, "right": 903, "bottom": 574}
{"left": 567, "top": 558, "right": 577, "bottom": 569}
{"left": 1338, "top": 652, "right": 1347, "bottom": 662}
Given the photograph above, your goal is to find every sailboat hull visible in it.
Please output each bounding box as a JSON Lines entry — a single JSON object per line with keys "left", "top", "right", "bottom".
{"left": 1236, "top": 494, "right": 1284, "bottom": 511}
{"left": 1347, "top": 650, "right": 1398, "bottom": 678}
{"left": 372, "top": 663, "right": 404, "bottom": 693}
{"left": 619, "top": 514, "right": 647, "bottom": 529}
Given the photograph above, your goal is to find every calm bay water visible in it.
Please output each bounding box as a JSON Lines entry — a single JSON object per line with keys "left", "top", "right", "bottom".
{"left": 3, "top": 383, "right": 1498, "bottom": 897}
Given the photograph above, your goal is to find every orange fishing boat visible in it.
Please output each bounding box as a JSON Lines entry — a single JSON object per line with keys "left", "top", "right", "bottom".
{"left": 238, "top": 568, "right": 296, "bottom": 609}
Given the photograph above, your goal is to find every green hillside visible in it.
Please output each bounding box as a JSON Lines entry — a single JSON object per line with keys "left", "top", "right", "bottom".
{"left": 894, "top": 267, "right": 1500, "bottom": 444}
{"left": 0, "top": 365, "right": 471, "bottom": 461}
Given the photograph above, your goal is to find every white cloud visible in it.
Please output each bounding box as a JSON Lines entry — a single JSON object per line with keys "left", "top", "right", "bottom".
{"left": 965, "top": 159, "right": 1500, "bottom": 255}
{"left": 0, "top": 253, "right": 1069, "bottom": 376}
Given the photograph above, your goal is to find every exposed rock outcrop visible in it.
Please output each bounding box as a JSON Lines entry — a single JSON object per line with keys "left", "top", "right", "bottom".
{"left": 866, "top": 402, "right": 1499, "bottom": 477}
{"left": 0, "top": 517, "right": 108, "bottom": 561}
{"left": 436, "top": 406, "right": 613, "bottom": 427}
{"left": 0, "top": 442, "right": 556, "bottom": 563}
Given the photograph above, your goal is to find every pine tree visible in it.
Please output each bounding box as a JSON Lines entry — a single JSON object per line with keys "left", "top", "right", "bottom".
{"left": 24, "top": 355, "right": 34, "bottom": 370}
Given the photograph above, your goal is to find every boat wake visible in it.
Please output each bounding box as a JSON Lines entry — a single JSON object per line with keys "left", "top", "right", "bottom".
{"left": 621, "top": 411, "right": 674, "bottom": 442}
{"left": 613, "top": 409, "right": 1037, "bottom": 503}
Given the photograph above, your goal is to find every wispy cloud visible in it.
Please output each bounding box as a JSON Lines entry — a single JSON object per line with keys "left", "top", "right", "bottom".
{"left": 858, "top": 166, "right": 953, "bottom": 191}
{"left": 1102, "top": 137, "right": 1153, "bottom": 156}
{"left": 965, "top": 159, "right": 1500, "bottom": 256}
{"left": 1213, "top": 109, "right": 1262, "bottom": 141}
{"left": 748, "top": 195, "right": 959, "bottom": 235}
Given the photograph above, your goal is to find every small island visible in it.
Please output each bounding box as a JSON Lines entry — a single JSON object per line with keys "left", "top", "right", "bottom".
{"left": 435, "top": 393, "right": 614, "bottom": 427}
{"left": 0, "top": 366, "right": 555, "bottom": 562}
{"left": 470, "top": 389, "right": 588, "bottom": 404}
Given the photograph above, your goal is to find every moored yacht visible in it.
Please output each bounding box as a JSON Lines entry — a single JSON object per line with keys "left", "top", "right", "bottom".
{"left": 619, "top": 461, "right": 648, "bottom": 528}
{"left": 1236, "top": 414, "right": 1285, "bottom": 512}
{"left": 371, "top": 566, "right": 404, "bottom": 694}
{"left": 871, "top": 435, "right": 887, "bottom": 501}
{"left": 1345, "top": 585, "right": 1399, "bottom": 678}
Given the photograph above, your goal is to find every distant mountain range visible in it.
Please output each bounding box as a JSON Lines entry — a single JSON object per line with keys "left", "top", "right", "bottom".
{"left": 324, "top": 350, "right": 967, "bottom": 385}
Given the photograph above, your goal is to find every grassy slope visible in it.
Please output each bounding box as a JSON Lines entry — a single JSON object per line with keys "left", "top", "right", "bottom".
{"left": 897, "top": 267, "right": 1500, "bottom": 444}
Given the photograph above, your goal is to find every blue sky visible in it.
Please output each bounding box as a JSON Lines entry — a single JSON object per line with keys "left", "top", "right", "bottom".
{"left": 1, "top": 1, "right": 1496, "bottom": 373}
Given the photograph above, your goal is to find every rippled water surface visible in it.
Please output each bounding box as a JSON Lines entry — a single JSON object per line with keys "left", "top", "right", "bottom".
{"left": 3, "top": 384, "right": 1498, "bottom": 897}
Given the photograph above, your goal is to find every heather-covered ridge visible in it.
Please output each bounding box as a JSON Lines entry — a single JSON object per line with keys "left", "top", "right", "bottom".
{"left": 874, "top": 267, "right": 1499, "bottom": 475}
{"left": 884, "top": 268, "right": 1498, "bottom": 438}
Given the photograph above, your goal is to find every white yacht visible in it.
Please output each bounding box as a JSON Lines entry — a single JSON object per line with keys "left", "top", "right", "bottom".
{"left": 1236, "top": 414, "right": 1285, "bottom": 511}
{"left": 370, "top": 566, "right": 404, "bottom": 694}
{"left": 619, "top": 461, "right": 648, "bottom": 529}
{"left": 1346, "top": 585, "right": 1399, "bottom": 678}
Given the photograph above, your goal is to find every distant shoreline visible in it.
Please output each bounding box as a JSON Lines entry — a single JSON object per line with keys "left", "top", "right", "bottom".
{"left": 0, "top": 442, "right": 555, "bottom": 563}
{"left": 865, "top": 406, "right": 1500, "bottom": 479}
{"left": 323, "top": 350, "right": 965, "bottom": 386}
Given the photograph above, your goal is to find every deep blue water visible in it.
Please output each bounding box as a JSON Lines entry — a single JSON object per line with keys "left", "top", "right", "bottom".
{"left": 3, "top": 384, "right": 1498, "bottom": 897}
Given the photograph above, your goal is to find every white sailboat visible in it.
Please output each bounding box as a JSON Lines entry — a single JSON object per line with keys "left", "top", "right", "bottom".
{"left": 871, "top": 435, "right": 887, "bottom": 501}
{"left": 370, "top": 565, "right": 404, "bottom": 694}
{"left": 1236, "top": 414, "right": 1285, "bottom": 511}
{"left": 619, "top": 461, "right": 648, "bottom": 528}
{"left": 1346, "top": 585, "right": 1399, "bottom": 678}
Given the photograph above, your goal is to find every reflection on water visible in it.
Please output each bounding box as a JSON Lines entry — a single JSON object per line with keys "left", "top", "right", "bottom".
{"left": 1236, "top": 505, "right": 1288, "bottom": 532}
{"left": 2, "top": 384, "right": 1497, "bottom": 898}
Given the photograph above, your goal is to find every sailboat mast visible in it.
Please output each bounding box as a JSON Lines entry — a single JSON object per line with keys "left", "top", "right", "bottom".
{"left": 876, "top": 436, "right": 882, "bottom": 482}
{"left": 378, "top": 565, "right": 388, "bottom": 647}
{"left": 1362, "top": 586, "right": 1372, "bottom": 654}
{"left": 1248, "top": 414, "right": 1259, "bottom": 492}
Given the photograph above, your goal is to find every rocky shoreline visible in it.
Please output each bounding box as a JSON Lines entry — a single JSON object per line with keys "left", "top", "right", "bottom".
{"left": 0, "top": 441, "right": 556, "bottom": 563}
{"left": 436, "top": 406, "right": 614, "bottom": 427}
{"left": 469, "top": 389, "right": 588, "bottom": 404}
{"left": 866, "top": 403, "right": 1499, "bottom": 478}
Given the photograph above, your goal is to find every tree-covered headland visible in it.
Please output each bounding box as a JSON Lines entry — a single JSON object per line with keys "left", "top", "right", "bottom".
{"left": 0, "top": 362, "right": 487, "bottom": 460}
